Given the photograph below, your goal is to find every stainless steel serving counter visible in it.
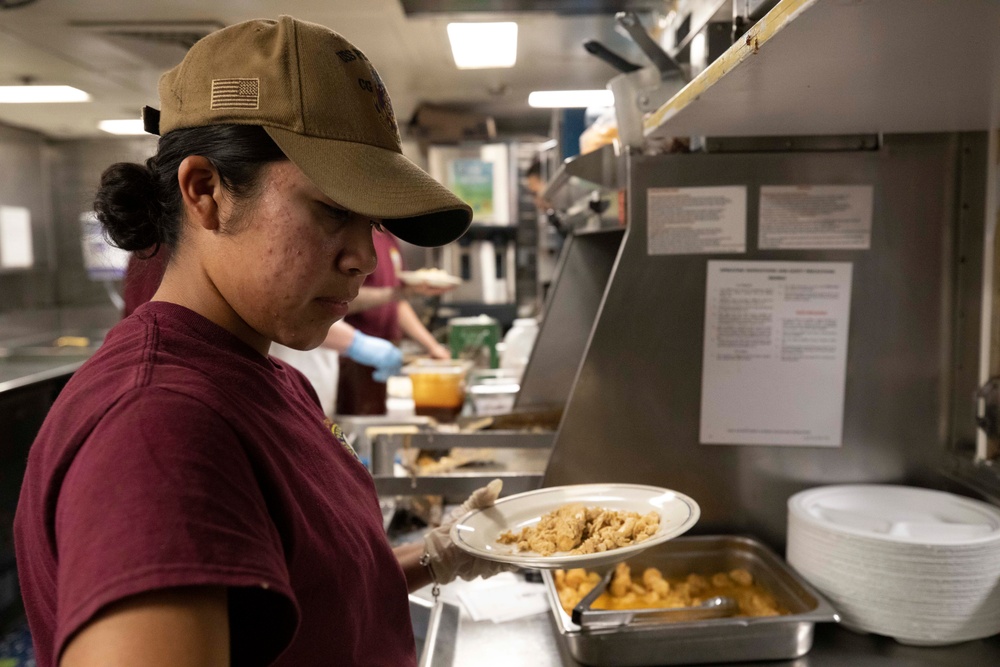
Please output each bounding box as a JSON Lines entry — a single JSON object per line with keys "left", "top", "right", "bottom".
{"left": 453, "top": 608, "right": 1000, "bottom": 666}
{"left": 0, "top": 358, "right": 84, "bottom": 394}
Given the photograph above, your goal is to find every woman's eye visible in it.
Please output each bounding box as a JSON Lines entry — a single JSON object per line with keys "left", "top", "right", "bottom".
{"left": 321, "top": 203, "right": 351, "bottom": 221}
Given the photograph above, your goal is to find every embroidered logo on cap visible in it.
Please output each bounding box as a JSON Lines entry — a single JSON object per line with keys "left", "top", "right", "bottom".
{"left": 211, "top": 78, "right": 260, "bottom": 110}
{"left": 369, "top": 66, "right": 399, "bottom": 142}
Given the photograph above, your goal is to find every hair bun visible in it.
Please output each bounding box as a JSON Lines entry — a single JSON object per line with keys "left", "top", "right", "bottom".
{"left": 93, "top": 161, "right": 163, "bottom": 252}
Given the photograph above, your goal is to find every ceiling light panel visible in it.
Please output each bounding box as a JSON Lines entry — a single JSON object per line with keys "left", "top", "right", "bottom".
{"left": 98, "top": 119, "right": 147, "bottom": 135}
{"left": 447, "top": 22, "right": 518, "bottom": 69}
{"left": 0, "top": 85, "right": 90, "bottom": 103}
{"left": 528, "top": 89, "right": 614, "bottom": 108}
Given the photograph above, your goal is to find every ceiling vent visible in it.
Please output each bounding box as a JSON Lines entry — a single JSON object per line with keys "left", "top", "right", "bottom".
{"left": 399, "top": 1, "right": 660, "bottom": 16}
{"left": 71, "top": 20, "right": 225, "bottom": 68}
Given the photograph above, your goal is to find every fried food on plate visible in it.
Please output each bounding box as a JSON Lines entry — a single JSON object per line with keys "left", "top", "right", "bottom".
{"left": 497, "top": 503, "right": 660, "bottom": 556}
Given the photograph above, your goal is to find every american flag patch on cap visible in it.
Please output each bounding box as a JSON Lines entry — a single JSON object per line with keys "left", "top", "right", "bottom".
{"left": 211, "top": 78, "right": 260, "bottom": 110}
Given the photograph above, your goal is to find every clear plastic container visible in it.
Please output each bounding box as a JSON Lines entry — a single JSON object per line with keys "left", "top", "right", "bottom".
{"left": 499, "top": 318, "right": 539, "bottom": 376}
{"left": 402, "top": 359, "right": 472, "bottom": 422}
{"left": 385, "top": 375, "right": 415, "bottom": 419}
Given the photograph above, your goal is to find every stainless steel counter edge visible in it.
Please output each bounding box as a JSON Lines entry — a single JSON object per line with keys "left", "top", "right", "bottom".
{"left": 0, "top": 360, "right": 84, "bottom": 394}
{"left": 453, "top": 610, "right": 1000, "bottom": 666}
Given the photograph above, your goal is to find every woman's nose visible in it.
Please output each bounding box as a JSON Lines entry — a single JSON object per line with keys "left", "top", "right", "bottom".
{"left": 339, "top": 218, "right": 378, "bottom": 276}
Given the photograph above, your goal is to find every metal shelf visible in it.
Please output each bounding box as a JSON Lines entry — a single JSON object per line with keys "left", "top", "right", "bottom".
{"left": 645, "top": 0, "right": 1000, "bottom": 139}
{"left": 541, "top": 143, "right": 622, "bottom": 210}
{"left": 368, "top": 430, "right": 552, "bottom": 498}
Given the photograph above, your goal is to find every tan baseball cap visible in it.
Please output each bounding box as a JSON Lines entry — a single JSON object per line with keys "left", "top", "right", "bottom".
{"left": 145, "top": 15, "right": 472, "bottom": 247}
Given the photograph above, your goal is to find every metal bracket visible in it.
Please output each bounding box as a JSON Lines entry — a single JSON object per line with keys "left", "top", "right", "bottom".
{"left": 615, "top": 12, "right": 685, "bottom": 82}
{"left": 609, "top": 12, "right": 690, "bottom": 147}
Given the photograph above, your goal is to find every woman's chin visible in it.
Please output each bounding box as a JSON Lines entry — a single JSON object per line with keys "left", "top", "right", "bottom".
{"left": 272, "top": 329, "right": 327, "bottom": 352}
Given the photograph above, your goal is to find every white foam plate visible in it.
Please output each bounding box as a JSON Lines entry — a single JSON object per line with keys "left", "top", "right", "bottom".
{"left": 398, "top": 269, "right": 462, "bottom": 288}
{"left": 450, "top": 483, "right": 700, "bottom": 569}
{"left": 787, "top": 484, "right": 1000, "bottom": 645}
{"left": 788, "top": 485, "right": 1000, "bottom": 545}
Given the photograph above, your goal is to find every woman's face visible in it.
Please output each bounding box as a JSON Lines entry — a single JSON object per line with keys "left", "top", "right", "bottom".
{"left": 205, "top": 160, "right": 378, "bottom": 352}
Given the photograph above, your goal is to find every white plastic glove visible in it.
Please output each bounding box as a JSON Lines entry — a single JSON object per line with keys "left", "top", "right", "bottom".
{"left": 423, "top": 479, "right": 519, "bottom": 584}
{"left": 344, "top": 331, "right": 403, "bottom": 382}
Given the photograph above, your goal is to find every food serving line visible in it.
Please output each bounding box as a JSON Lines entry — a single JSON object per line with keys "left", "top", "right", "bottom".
{"left": 348, "top": 131, "right": 1000, "bottom": 663}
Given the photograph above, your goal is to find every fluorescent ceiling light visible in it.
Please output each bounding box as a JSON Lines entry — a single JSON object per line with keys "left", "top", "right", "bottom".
{"left": 98, "top": 119, "right": 147, "bottom": 135}
{"left": 447, "top": 22, "right": 517, "bottom": 69}
{"left": 0, "top": 85, "right": 90, "bottom": 103}
{"left": 528, "top": 90, "right": 614, "bottom": 108}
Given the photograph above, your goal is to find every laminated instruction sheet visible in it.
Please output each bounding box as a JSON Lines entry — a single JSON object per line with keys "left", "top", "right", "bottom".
{"left": 758, "top": 185, "right": 873, "bottom": 250}
{"left": 700, "top": 260, "right": 853, "bottom": 446}
{"left": 647, "top": 186, "right": 746, "bottom": 255}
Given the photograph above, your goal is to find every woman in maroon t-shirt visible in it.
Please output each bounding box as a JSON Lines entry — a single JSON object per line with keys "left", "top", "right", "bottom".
{"left": 14, "top": 16, "right": 513, "bottom": 667}
{"left": 337, "top": 231, "right": 455, "bottom": 415}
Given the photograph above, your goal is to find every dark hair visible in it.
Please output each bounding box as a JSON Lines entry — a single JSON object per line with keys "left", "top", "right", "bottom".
{"left": 526, "top": 158, "right": 542, "bottom": 179}
{"left": 93, "top": 125, "right": 287, "bottom": 254}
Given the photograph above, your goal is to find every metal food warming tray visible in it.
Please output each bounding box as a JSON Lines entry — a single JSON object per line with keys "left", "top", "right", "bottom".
{"left": 541, "top": 535, "right": 839, "bottom": 666}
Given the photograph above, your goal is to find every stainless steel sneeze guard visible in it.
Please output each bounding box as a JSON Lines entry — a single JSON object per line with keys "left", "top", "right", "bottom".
{"left": 541, "top": 535, "right": 839, "bottom": 666}
{"left": 543, "top": 135, "right": 988, "bottom": 548}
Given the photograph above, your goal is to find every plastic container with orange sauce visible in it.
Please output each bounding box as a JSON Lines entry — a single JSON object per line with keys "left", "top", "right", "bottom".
{"left": 402, "top": 359, "right": 472, "bottom": 422}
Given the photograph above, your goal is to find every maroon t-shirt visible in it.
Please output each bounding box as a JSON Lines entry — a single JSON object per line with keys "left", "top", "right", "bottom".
{"left": 344, "top": 232, "right": 403, "bottom": 342}
{"left": 14, "top": 302, "right": 416, "bottom": 667}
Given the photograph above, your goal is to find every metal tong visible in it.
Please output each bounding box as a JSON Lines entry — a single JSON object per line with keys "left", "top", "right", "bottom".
{"left": 572, "top": 569, "right": 739, "bottom": 630}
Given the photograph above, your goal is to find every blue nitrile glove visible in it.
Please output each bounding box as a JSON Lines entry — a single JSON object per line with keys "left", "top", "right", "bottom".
{"left": 345, "top": 331, "right": 403, "bottom": 382}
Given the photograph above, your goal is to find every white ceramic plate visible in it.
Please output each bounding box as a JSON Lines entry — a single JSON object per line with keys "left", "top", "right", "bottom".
{"left": 450, "top": 483, "right": 700, "bottom": 569}
{"left": 398, "top": 270, "right": 462, "bottom": 288}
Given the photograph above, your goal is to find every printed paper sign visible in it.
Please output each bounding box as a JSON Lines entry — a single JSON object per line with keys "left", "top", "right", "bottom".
{"left": 700, "top": 260, "right": 853, "bottom": 446}
{"left": 759, "top": 185, "right": 873, "bottom": 250}
{"left": 0, "top": 206, "right": 33, "bottom": 269}
{"left": 647, "top": 186, "right": 746, "bottom": 255}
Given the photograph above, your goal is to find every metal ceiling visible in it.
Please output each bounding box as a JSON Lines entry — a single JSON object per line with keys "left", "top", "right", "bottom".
{"left": 399, "top": 0, "right": 661, "bottom": 15}
{"left": 0, "top": 0, "right": 668, "bottom": 140}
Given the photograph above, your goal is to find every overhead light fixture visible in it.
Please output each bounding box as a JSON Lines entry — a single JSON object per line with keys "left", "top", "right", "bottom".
{"left": 528, "top": 90, "right": 615, "bottom": 108}
{"left": 0, "top": 85, "right": 90, "bottom": 103}
{"left": 98, "top": 119, "right": 147, "bottom": 135}
{"left": 447, "top": 22, "right": 517, "bottom": 69}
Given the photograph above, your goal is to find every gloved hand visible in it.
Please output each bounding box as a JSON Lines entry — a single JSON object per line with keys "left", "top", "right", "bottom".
{"left": 423, "top": 479, "right": 519, "bottom": 584}
{"left": 344, "top": 331, "right": 403, "bottom": 382}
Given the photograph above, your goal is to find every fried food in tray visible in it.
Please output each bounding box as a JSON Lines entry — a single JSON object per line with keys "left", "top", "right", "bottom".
{"left": 555, "top": 561, "right": 788, "bottom": 618}
{"left": 497, "top": 503, "right": 660, "bottom": 556}
{"left": 397, "top": 446, "right": 497, "bottom": 475}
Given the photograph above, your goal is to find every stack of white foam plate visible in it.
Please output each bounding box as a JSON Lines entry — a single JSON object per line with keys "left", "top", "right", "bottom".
{"left": 787, "top": 484, "right": 1000, "bottom": 646}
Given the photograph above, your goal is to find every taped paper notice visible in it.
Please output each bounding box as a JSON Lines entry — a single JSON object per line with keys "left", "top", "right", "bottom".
{"left": 759, "top": 185, "right": 873, "bottom": 250}
{"left": 700, "top": 260, "right": 852, "bottom": 446}
{"left": 648, "top": 186, "right": 746, "bottom": 255}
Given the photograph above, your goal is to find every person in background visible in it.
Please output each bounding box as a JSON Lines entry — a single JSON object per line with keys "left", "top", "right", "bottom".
{"left": 15, "top": 17, "right": 511, "bottom": 667}
{"left": 525, "top": 157, "right": 552, "bottom": 212}
{"left": 123, "top": 248, "right": 402, "bottom": 416}
{"left": 336, "top": 230, "right": 454, "bottom": 415}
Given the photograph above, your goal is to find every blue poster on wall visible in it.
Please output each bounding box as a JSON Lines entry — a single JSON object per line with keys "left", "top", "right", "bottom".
{"left": 448, "top": 159, "right": 494, "bottom": 218}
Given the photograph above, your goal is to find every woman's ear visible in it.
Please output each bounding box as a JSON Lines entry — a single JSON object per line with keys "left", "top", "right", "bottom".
{"left": 177, "top": 156, "right": 224, "bottom": 231}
